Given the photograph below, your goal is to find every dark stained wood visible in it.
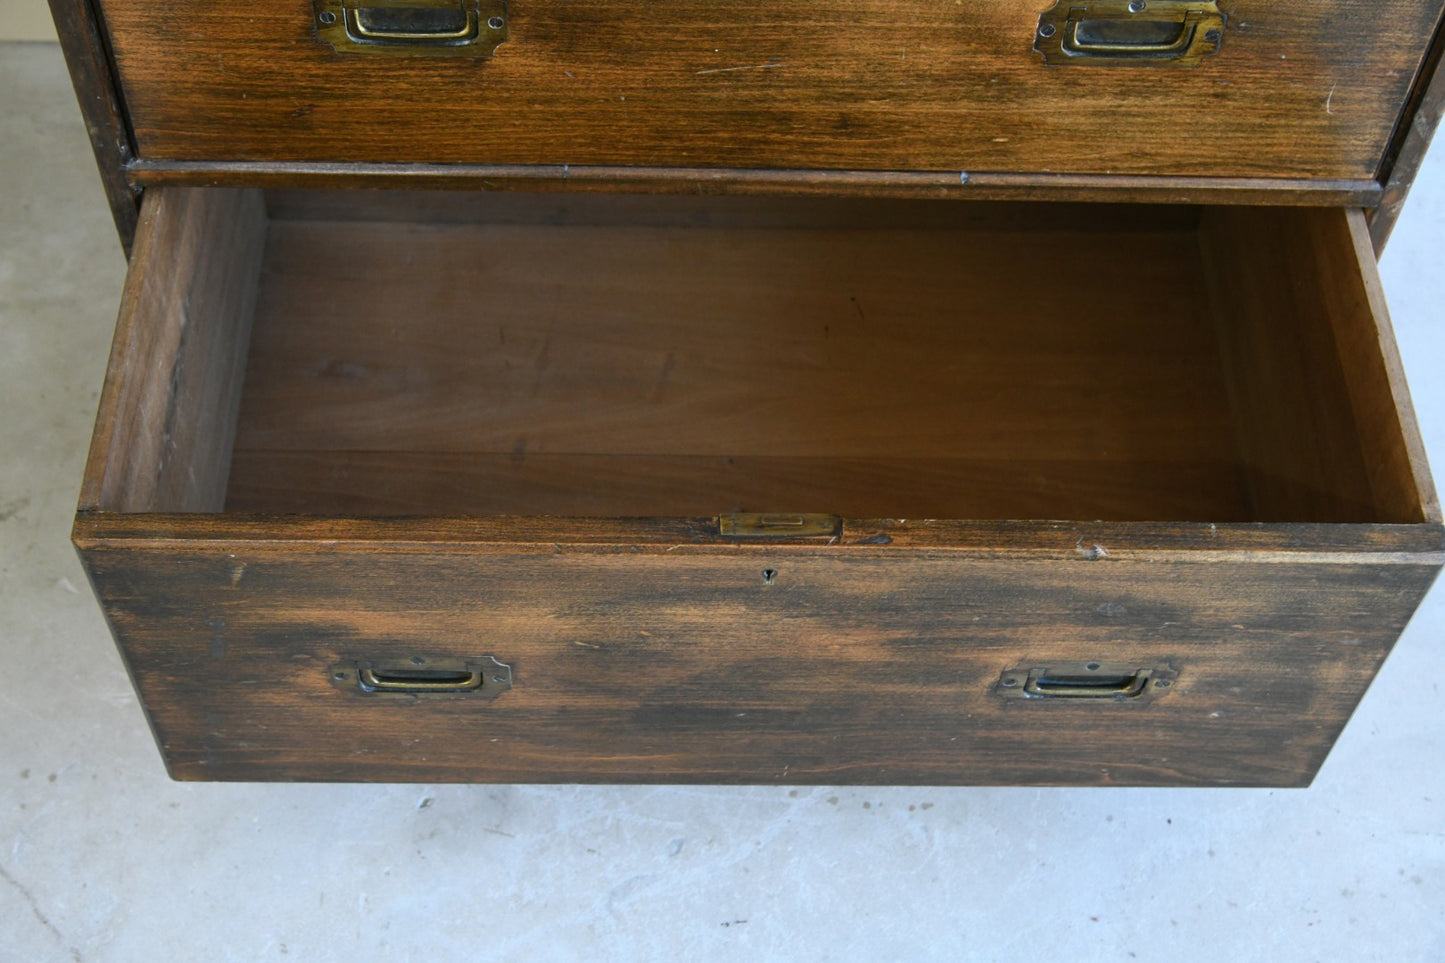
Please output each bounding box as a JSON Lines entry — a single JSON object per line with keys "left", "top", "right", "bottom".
{"left": 1198, "top": 206, "right": 1433, "bottom": 525}
{"left": 48, "top": 0, "right": 139, "bottom": 253}
{"left": 72, "top": 527, "right": 1442, "bottom": 785}
{"left": 1335, "top": 210, "right": 1440, "bottom": 523}
{"left": 67, "top": 186, "right": 1445, "bottom": 786}
{"left": 1370, "top": 6, "right": 1445, "bottom": 252}
{"left": 69, "top": 513, "right": 1445, "bottom": 561}
{"left": 126, "top": 160, "right": 1386, "bottom": 208}
{"left": 97, "top": 0, "right": 1441, "bottom": 182}
{"left": 226, "top": 199, "right": 1251, "bottom": 522}
{"left": 80, "top": 188, "right": 267, "bottom": 513}
{"left": 260, "top": 189, "right": 1207, "bottom": 230}
{"left": 225, "top": 451, "right": 1254, "bottom": 521}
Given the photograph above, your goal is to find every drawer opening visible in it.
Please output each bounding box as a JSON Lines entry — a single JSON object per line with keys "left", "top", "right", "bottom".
{"left": 82, "top": 188, "right": 1435, "bottom": 526}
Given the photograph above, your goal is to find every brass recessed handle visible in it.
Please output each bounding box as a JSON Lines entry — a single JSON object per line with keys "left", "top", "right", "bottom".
{"left": 995, "top": 661, "right": 1177, "bottom": 701}
{"left": 315, "top": 0, "right": 508, "bottom": 57}
{"left": 346, "top": 3, "right": 479, "bottom": 43}
{"left": 359, "top": 666, "right": 485, "bottom": 692}
{"left": 329, "top": 656, "right": 513, "bottom": 697}
{"left": 1025, "top": 666, "right": 1151, "bottom": 698}
{"left": 1035, "top": 1, "right": 1225, "bottom": 67}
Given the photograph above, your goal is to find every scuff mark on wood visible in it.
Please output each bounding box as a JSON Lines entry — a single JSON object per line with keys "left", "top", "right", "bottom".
{"left": 695, "top": 62, "right": 786, "bottom": 76}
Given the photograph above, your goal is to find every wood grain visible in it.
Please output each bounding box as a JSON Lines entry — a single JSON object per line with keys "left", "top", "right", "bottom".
{"left": 97, "top": 0, "right": 1442, "bottom": 182}
{"left": 1336, "top": 209, "right": 1440, "bottom": 523}
{"left": 226, "top": 198, "right": 1248, "bottom": 521}
{"left": 225, "top": 451, "right": 1254, "bottom": 521}
{"left": 73, "top": 527, "right": 1442, "bottom": 785}
{"left": 1370, "top": 6, "right": 1445, "bottom": 251}
{"left": 48, "top": 0, "right": 139, "bottom": 252}
{"left": 70, "top": 187, "right": 1445, "bottom": 786}
{"left": 81, "top": 188, "right": 267, "bottom": 513}
{"left": 125, "top": 160, "right": 1386, "bottom": 209}
{"left": 1198, "top": 206, "right": 1431, "bottom": 525}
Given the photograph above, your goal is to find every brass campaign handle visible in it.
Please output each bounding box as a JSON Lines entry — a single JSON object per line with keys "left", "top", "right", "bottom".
{"left": 1035, "top": 1, "right": 1225, "bottom": 67}
{"left": 315, "top": 0, "right": 508, "bottom": 56}
{"left": 329, "top": 656, "right": 513, "bottom": 697}
{"left": 995, "top": 661, "right": 1177, "bottom": 701}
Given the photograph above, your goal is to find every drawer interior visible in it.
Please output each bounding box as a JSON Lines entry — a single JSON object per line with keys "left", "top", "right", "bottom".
{"left": 83, "top": 188, "right": 1434, "bottom": 526}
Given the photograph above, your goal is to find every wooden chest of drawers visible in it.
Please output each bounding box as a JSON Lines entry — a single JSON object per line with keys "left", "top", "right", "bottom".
{"left": 54, "top": 0, "right": 1445, "bottom": 785}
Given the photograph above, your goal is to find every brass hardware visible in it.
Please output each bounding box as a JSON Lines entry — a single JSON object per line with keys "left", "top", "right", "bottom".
{"left": 718, "top": 513, "right": 843, "bottom": 539}
{"left": 994, "top": 661, "right": 1177, "bottom": 701}
{"left": 1035, "top": 1, "right": 1225, "bottom": 67}
{"left": 329, "top": 655, "right": 512, "bottom": 697}
{"left": 315, "top": 0, "right": 508, "bottom": 57}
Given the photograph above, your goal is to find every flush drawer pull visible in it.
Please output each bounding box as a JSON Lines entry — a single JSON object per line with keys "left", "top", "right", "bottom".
{"left": 330, "top": 656, "right": 512, "bottom": 697}
{"left": 315, "top": 0, "right": 508, "bottom": 57}
{"left": 359, "top": 666, "right": 483, "bottom": 691}
{"left": 1035, "top": 1, "right": 1225, "bottom": 67}
{"left": 996, "top": 661, "right": 1177, "bottom": 701}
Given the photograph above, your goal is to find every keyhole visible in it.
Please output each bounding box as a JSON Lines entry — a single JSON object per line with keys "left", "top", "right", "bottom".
{"left": 761, "top": 569, "right": 778, "bottom": 586}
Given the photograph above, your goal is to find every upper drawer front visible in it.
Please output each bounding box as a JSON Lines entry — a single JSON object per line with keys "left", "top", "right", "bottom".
{"left": 100, "top": 0, "right": 1443, "bottom": 180}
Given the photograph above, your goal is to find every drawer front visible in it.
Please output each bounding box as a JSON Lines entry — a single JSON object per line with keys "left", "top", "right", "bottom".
{"left": 98, "top": 0, "right": 1443, "bottom": 180}
{"left": 77, "top": 534, "right": 1440, "bottom": 786}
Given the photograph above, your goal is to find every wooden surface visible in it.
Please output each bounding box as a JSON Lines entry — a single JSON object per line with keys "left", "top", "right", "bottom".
{"left": 48, "top": 0, "right": 138, "bottom": 252}
{"left": 225, "top": 196, "right": 1249, "bottom": 521}
{"left": 70, "top": 187, "right": 1445, "bottom": 785}
{"left": 80, "top": 188, "right": 266, "bottom": 513}
{"left": 1335, "top": 209, "right": 1440, "bottom": 524}
{"left": 1371, "top": 10, "right": 1445, "bottom": 251}
{"left": 124, "top": 160, "right": 1386, "bottom": 209}
{"left": 97, "top": 0, "right": 1442, "bottom": 182}
{"left": 1198, "top": 206, "right": 1432, "bottom": 525}
{"left": 73, "top": 522, "right": 1443, "bottom": 785}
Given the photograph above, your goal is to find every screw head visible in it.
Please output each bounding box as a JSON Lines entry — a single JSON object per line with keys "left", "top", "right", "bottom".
{"left": 1129, "top": 0, "right": 1147, "bottom": 12}
{"left": 318, "top": 9, "right": 336, "bottom": 24}
{"left": 1203, "top": 28, "right": 1222, "bottom": 44}
{"left": 1038, "top": 22, "right": 1057, "bottom": 38}
{"left": 1002, "top": 677, "right": 1019, "bottom": 688}
{"left": 487, "top": 15, "right": 504, "bottom": 29}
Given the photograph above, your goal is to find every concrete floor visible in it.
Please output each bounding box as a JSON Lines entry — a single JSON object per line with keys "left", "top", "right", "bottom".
{"left": 2, "top": 40, "right": 1443, "bottom": 962}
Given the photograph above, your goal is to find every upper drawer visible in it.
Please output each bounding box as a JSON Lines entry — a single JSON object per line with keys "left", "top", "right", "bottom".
{"left": 98, "top": 0, "right": 1444, "bottom": 180}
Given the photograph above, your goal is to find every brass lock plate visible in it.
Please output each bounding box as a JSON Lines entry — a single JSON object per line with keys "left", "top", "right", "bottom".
{"left": 718, "top": 513, "right": 843, "bottom": 539}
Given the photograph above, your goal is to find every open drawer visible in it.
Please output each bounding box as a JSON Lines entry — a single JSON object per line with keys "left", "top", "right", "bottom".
{"left": 74, "top": 187, "right": 1443, "bottom": 785}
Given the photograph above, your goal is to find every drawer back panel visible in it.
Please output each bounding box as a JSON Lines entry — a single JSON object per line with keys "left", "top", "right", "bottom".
{"left": 96, "top": 0, "right": 1444, "bottom": 181}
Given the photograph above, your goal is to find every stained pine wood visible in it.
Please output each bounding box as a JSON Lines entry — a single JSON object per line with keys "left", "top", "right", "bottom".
{"left": 48, "top": 0, "right": 139, "bottom": 251}
{"left": 1371, "top": 11, "right": 1445, "bottom": 251}
{"left": 222, "top": 198, "right": 1249, "bottom": 521}
{"left": 71, "top": 187, "right": 1445, "bottom": 785}
{"left": 225, "top": 451, "right": 1255, "bottom": 521}
{"left": 1198, "top": 206, "right": 1435, "bottom": 525}
{"left": 79, "top": 188, "right": 267, "bottom": 513}
{"left": 73, "top": 524, "right": 1442, "bottom": 785}
{"left": 125, "top": 160, "right": 1386, "bottom": 209}
{"left": 96, "top": 0, "right": 1442, "bottom": 182}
